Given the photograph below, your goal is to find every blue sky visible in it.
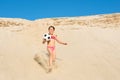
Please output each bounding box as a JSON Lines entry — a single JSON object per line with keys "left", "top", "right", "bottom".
{"left": 0, "top": 0, "right": 120, "bottom": 20}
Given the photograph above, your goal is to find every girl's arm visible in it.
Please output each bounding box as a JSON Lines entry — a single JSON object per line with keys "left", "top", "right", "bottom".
{"left": 55, "top": 35, "right": 67, "bottom": 45}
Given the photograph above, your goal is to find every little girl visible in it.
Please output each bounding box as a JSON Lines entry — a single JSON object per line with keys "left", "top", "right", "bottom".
{"left": 42, "top": 26, "right": 67, "bottom": 72}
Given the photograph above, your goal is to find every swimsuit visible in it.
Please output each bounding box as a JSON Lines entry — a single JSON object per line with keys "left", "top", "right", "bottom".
{"left": 47, "top": 46, "right": 55, "bottom": 52}
{"left": 51, "top": 35, "right": 56, "bottom": 40}
{"left": 47, "top": 35, "right": 56, "bottom": 52}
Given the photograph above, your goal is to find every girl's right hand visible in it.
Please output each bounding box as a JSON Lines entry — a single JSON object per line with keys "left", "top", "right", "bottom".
{"left": 42, "top": 39, "right": 46, "bottom": 44}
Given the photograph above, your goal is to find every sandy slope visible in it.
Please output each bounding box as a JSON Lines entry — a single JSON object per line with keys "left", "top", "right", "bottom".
{"left": 0, "top": 13, "right": 120, "bottom": 80}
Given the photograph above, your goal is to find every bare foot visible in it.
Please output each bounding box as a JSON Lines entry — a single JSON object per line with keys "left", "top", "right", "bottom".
{"left": 46, "top": 66, "right": 52, "bottom": 73}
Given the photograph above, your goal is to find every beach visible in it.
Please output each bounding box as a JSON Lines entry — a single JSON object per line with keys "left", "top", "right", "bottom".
{"left": 0, "top": 13, "right": 120, "bottom": 80}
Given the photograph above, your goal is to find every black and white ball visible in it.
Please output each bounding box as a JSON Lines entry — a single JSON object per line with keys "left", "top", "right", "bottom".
{"left": 43, "top": 33, "right": 51, "bottom": 41}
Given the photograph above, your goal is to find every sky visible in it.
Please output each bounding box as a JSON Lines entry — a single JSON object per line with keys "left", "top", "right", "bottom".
{"left": 0, "top": 0, "right": 120, "bottom": 20}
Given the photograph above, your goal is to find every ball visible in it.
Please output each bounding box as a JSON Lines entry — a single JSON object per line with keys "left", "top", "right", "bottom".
{"left": 43, "top": 33, "right": 51, "bottom": 41}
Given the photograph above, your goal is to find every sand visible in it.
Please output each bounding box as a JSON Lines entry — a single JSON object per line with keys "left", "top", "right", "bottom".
{"left": 0, "top": 13, "right": 120, "bottom": 80}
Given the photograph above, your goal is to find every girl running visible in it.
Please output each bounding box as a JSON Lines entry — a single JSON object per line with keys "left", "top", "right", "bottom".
{"left": 42, "top": 26, "right": 67, "bottom": 72}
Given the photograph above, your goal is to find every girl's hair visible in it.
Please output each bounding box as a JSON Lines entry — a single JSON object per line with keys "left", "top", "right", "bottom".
{"left": 48, "top": 26, "right": 55, "bottom": 30}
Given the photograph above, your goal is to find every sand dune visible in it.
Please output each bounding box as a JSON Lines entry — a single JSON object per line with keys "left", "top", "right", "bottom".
{"left": 0, "top": 13, "right": 120, "bottom": 80}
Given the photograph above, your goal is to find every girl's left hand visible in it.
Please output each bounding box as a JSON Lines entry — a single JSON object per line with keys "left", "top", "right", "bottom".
{"left": 64, "top": 43, "right": 67, "bottom": 45}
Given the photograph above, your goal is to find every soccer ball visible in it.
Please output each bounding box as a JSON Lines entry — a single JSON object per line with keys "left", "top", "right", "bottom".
{"left": 43, "top": 33, "right": 51, "bottom": 41}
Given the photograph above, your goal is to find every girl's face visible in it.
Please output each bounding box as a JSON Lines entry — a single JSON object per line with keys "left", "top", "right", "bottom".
{"left": 48, "top": 28, "right": 55, "bottom": 35}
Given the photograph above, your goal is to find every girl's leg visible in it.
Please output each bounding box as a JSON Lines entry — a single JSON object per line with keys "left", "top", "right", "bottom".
{"left": 52, "top": 50, "right": 56, "bottom": 63}
{"left": 47, "top": 48, "right": 53, "bottom": 68}
{"left": 52, "top": 50, "right": 58, "bottom": 69}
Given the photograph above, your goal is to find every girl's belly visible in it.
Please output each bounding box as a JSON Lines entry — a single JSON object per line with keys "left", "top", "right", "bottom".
{"left": 47, "top": 40, "right": 55, "bottom": 46}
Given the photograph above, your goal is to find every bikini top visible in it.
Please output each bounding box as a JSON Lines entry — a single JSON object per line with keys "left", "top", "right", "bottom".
{"left": 51, "top": 35, "right": 56, "bottom": 40}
